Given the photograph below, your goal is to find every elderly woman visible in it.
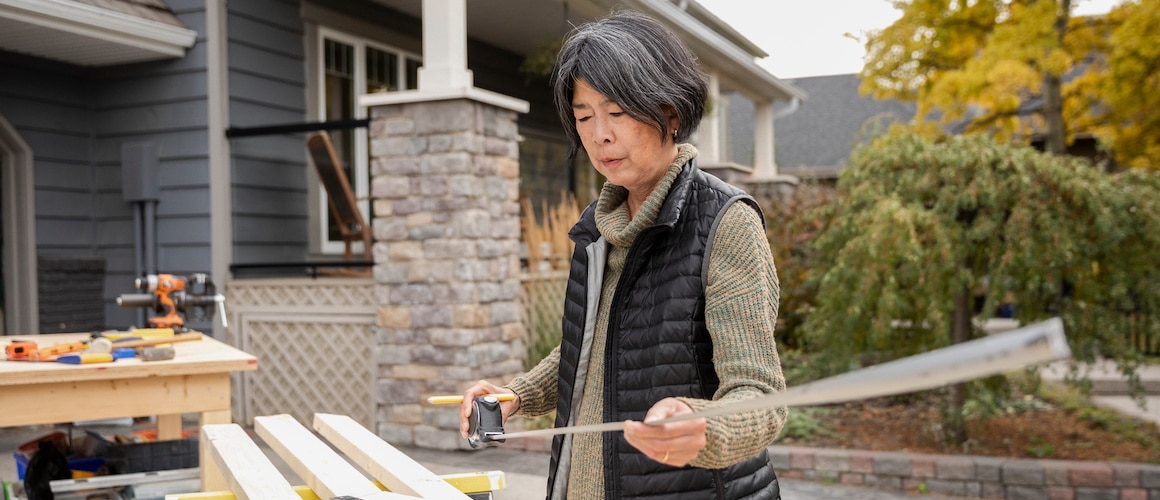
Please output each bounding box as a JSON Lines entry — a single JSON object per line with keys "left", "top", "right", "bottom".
{"left": 460, "top": 10, "right": 787, "bottom": 500}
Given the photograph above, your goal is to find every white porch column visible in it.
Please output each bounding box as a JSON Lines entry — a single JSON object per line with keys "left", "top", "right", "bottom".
{"left": 697, "top": 72, "right": 721, "bottom": 163}
{"left": 751, "top": 99, "right": 777, "bottom": 179}
{"left": 418, "top": 0, "right": 473, "bottom": 91}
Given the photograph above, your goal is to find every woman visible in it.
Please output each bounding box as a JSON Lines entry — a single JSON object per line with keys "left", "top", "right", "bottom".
{"left": 460, "top": 10, "right": 787, "bottom": 499}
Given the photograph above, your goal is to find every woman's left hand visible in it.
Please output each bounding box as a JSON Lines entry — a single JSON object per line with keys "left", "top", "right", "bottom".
{"left": 623, "top": 398, "right": 707, "bottom": 467}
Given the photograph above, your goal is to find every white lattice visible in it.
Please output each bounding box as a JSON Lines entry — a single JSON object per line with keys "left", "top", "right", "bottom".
{"left": 228, "top": 277, "right": 376, "bottom": 309}
{"left": 225, "top": 278, "right": 377, "bottom": 429}
{"left": 238, "top": 315, "right": 375, "bottom": 428}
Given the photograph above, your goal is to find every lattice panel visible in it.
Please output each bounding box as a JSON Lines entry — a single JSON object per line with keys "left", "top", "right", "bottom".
{"left": 238, "top": 316, "right": 375, "bottom": 429}
{"left": 520, "top": 270, "right": 568, "bottom": 369}
{"left": 227, "top": 278, "right": 375, "bottom": 309}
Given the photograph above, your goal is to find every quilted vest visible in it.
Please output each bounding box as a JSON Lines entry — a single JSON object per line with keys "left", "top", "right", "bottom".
{"left": 547, "top": 160, "right": 781, "bottom": 499}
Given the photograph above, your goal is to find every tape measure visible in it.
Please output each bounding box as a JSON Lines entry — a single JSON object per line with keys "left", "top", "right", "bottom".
{"left": 457, "top": 318, "right": 1069, "bottom": 446}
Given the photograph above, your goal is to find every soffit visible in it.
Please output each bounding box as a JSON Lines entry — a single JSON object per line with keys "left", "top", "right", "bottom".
{"left": 0, "top": 0, "right": 197, "bottom": 67}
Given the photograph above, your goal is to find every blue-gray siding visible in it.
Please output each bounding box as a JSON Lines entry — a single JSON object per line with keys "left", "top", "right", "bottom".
{"left": 228, "top": 0, "right": 310, "bottom": 265}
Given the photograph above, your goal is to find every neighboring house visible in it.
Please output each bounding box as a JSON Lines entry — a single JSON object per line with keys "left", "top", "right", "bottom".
{"left": 0, "top": 0, "right": 804, "bottom": 332}
{"left": 734, "top": 73, "right": 915, "bottom": 181}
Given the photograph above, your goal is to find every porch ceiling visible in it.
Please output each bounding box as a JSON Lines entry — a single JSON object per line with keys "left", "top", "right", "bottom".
{"left": 371, "top": 0, "right": 805, "bottom": 103}
{"left": 0, "top": 0, "right": 197, "bottom": 67}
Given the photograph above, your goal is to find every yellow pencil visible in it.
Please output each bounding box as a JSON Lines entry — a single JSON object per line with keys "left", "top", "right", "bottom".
{"left": 426, "top": 394, "right": 517, "bottom": 405}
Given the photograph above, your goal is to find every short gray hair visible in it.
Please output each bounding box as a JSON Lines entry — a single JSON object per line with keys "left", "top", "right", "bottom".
{"left": 551, "top": 10, "right": 708, "bottom": 160}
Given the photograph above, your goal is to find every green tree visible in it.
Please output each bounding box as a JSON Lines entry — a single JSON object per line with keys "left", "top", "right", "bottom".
{"left": 802, "top": 132, "right": 1160, "bottom": 444}
{"left": 860, "top": 0, "right": 1109, "bottom": 155}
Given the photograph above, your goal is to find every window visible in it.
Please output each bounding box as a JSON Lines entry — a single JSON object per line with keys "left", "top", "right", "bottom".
{"left": 317, "top": 28, "right": 420, "bottom": 254}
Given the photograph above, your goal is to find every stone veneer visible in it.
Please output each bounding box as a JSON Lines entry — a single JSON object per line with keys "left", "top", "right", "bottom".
{"left": 367, "top": 97, "right": 525, "bottom": 450}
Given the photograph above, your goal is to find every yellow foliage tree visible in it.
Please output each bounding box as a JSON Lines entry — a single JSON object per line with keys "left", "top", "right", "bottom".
{"left": 859, "top": 0, "right": 1127, "bottom": 158}
{"left": 1072, "top": 0, "right": 1160, "bottom": 169}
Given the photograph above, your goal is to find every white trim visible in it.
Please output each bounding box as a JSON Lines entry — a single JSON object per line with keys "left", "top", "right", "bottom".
{"left": 626, "top": 0, "right": 806, "bottom": 102}
{"left": 314, "top": 28, "right": 423, "bottom": 256}
{"left": 0, "top": 0, "right": 196, "bottom": 58}
{"left": 208, "top": 0, "right": 231, "bottom": 326}
{"left": 0, "top": 114, "right": 39, "bottom": 334}
{"left": 359, "top": 86, "right": 530, "bottom": 114}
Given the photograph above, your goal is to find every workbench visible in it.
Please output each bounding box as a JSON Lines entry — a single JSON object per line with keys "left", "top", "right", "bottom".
{"left": 0, "top": 331, "right": 256, "bottom": 490}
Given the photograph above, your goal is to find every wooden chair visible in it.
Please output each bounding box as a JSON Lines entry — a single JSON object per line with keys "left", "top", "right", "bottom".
{"left": 306, "top": 132, "right": 373, "bottom": 277}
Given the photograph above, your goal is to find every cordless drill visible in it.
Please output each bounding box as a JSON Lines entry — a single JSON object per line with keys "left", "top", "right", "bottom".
{"left": 117, "top": 273, "right": 227, "bottom": 331}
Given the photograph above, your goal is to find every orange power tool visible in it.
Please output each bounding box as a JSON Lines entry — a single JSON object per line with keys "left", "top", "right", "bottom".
{"left": 116, "top": 273, "right": 227, "bottom": 331}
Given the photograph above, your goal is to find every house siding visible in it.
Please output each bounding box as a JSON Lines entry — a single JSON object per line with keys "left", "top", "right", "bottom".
{"left": 227, "top": 0, "right": 310, "bottom": 265}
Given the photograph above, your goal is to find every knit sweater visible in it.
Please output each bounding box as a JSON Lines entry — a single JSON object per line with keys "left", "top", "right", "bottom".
{"left": 507, "top": 144, "right": 787, "bottom": 498}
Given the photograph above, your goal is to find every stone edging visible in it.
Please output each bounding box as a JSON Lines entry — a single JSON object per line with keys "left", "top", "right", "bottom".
{"left": 770, "top": 445, "right": 1160, "bottom": 499}
{"left": 493, "top": 436, "right": 1160, "bottom": 498}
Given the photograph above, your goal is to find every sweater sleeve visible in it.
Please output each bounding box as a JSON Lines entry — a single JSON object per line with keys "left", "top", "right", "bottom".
{"left": 506, "top": 345, "right": 560, "bottom": 417}
{"left": 679, "top": 201, "right": 788, "bottom": 469}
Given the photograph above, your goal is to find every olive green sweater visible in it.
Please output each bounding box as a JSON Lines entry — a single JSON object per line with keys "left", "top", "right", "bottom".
{"left": 507, "top": 145, "right": 787, "bottom": 498}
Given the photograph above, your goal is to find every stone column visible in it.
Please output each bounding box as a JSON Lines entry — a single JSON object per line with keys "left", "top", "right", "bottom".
{"left": 368, "top": 97, "right": 525, "bottom": 450}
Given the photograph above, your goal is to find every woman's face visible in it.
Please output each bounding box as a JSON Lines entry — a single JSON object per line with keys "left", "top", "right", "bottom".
{"left": 572, "top": 79, "right": 677, "bottom": 196}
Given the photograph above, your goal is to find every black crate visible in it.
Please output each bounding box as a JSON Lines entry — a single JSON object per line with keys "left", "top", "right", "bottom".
{"left": 103, "top": 438, "right": 198, "bottom": 474}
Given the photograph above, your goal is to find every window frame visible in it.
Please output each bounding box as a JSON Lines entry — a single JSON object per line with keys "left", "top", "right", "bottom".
{"left": 314, "top": 26, "right": 420, "bottom": 255}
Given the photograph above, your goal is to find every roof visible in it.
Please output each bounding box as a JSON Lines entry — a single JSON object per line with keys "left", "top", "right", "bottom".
{"left": 774, "top": 74, "right": 915, "bottom": 177}
{"left": 0, "top": 0, "right": 197, "bottom": 66}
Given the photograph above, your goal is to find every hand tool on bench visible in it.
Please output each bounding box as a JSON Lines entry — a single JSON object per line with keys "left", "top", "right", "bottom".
{"left": 117, "top": 273, "right": 228, "bottom": 331}
{"left": 452, "top": 317, "right": 1071, "bottom": 447}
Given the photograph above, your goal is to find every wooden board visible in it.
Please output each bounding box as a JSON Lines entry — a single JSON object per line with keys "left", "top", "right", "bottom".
{"left": 313, "top": 413, "right": 470, "bottom": 499}
{"left": 202, "top": 423, "right": 300, "bottom": 499}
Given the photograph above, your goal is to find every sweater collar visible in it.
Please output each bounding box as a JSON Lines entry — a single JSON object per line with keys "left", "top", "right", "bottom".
{"left": 594, "top": 144, "right": 698, "bottom": 249}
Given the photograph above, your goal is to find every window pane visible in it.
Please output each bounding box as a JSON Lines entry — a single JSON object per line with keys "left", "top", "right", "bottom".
{"left": 406, "top": 57, "right": 421, "bottom": 90}
{"left": 367, "top": 47, "right": 398, "bottom": 93}
{"left": 323, "top": 39, "right": 356, "bottom": 242}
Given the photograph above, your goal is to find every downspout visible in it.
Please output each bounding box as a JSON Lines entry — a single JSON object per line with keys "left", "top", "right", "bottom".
{"left": 207, "top": 0, "right": 232, "bottom": 336}
{"left": 774, "top": 96, "right": 800, "bottom": 119}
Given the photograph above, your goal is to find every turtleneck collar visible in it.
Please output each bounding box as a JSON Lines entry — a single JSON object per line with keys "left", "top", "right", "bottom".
{"left": 595, "top": 144, "right": 698, "bottom": 249}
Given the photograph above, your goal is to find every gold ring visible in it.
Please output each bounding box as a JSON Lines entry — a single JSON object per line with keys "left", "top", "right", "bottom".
{"left": 662, "top": 451, "right": 670, "bottom": 462}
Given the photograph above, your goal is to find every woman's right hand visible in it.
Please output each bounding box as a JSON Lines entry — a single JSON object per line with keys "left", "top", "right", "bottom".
{"left": 458, "top": 380, "right": 520, "bottom": 438}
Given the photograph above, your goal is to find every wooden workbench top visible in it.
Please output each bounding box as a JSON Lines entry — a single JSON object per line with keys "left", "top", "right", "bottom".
{"left": 0, "top": 331, "right": 257, "bottom": 386}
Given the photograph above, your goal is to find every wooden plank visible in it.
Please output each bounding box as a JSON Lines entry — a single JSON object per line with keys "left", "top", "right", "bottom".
{"left": 201, "top": 423, "right": 299, "bottom": 499}
{"left": 200, "top": 410, "right": 233, "bottom": 493}
{"left": 312, "top": 413, "right": 472, "bottom": 499}
{"left": 253, "top": 414, "right": 384, "bottom": 499}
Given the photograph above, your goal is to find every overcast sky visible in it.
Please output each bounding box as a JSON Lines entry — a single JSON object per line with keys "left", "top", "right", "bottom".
{"left": 696, "top": 0, "right": 1124, "bottom": 79}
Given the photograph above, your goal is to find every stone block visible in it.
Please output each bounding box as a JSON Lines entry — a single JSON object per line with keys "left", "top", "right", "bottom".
{"left": 1115, "top": 463, "right": 1146, "bottom": 487}
{"left": 373, "top": 218, "right": 408, "bottom": 241}
{"left": 413, "top": 425, "right": 462, "bottom": 450}
{"left": 937, "top": 455, "right": 976, "bottom": 480}
{"left": 414, "top": 100, "right": 475, "bottom": 134}
{"left": 411, "top": 305, "right": 452, "bottom": 328}
{"left": 839, "top": 472, "right": 865, "bottom": 486}
{"left": 376, "top": 305, "right": 411, "bottom": 329}
{"left": 863, "top": 474, "right": 902, "bottom": 490}
{"left": 452, "top": 304, "right": 489, "bottom": 328}
{"left": 381, "top": 155, "right": 421, "bottom": 176}
{"left": 386, "top": 240, "right": 423, "bottom": 261}
{"left": 389, "top": 284, "right": 433, "bottom": 305}
{"left": 430, "top": 327, "right": 478, "bottom": 347}
{"left": 1071, "top": 487, "right": 1117, "bottom": 500}
{"left": 388, "top": 403, "right": 422, "bottom": 425}
{"left": 789, "top": 448, "right": 814, "bottom": 469}
{"left": 847, "top": 450, "right": 874, "bottom": 473}
{"left": 873, "top": 452, "right": 912, "bottom": 476}
{"left": 428, "top": 133, "right": 452, "bottom": 152}
{"left": 392, "top": 364, "right": 440, "bottom": 380}
{"left": 1007, "top": 485, "right": 1048, "bottom": 500}
{"left": 449, "top": 174, "right": 481, "bottom": 197}
{"left": 425, "top": 152, "right": 472, "bottom": 175}
{"left": 1005, "top": 461, "right": 1047, "bottom": 486}
{"left": 1046, "top": 486, "right": 1075, "bottom": 500}
{"left": 411, "top": 344, "right": 454, "bottom": 364}
{"left": 975, "top": 457, "right": 1007, "bottom": 482}
{"left": 378, "top": 423, "right": 414, "bottom": 447}
{"left": 1069, "top": 462, "right": 1114, "bottom": 487}
{"left": 378, "top": 379, "right": 419, "bottom": 405}
{"left": 816, "top": 447, "right": 853, "bottom": 470}
{"left": 417, "top": 175, "right": 448, "bottom": 196}
{"left": 1044, "top": 460, "right": 1072, "bottom": 486}
{"left": 911, "top": 454, "right": 936, "bottom": 478}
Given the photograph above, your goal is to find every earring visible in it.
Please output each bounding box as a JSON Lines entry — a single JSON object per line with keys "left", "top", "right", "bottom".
{"left": 672, "top": 129, "right": 678, "bottom": 140}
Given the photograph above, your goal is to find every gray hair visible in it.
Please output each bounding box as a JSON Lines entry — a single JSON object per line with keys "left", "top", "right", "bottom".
{"left": 551, "top": 10, "right": 708, "bottom": 160}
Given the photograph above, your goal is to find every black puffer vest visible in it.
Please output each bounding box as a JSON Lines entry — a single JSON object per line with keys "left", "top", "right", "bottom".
{"left": 547, "top": 160, "right": 781, "bottom": 499}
